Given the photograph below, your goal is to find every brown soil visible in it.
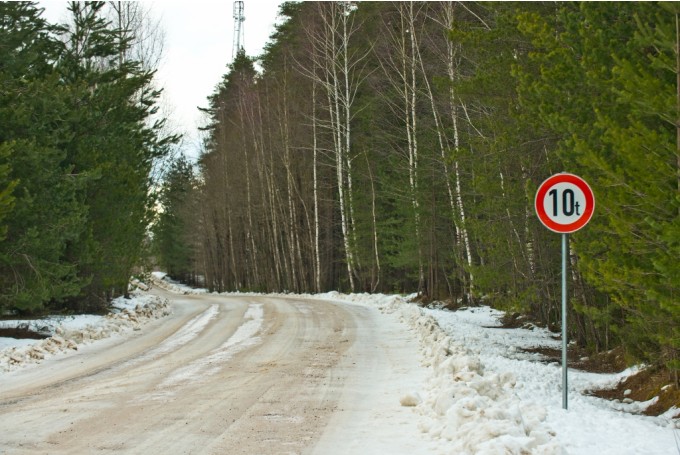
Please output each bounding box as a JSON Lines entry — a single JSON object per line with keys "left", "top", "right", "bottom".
{"left": 522, "top": 345, "right": 628, "bottom": 374}
{"left": 493, "top": 313, "right": 678, "bottom": 417}
{"left": 589, "top": 365, "right": 680, "bottom": 417}
{"left": 521, "top": 345, "right": 679, "bottom": 417}
{"left": 499, "top": 312, "right": 533, "bottom": 329}
{"left": 0, "top": 325, "right": 50, "bottom": 340}
{"left": 498, "top": 311, "right": 561, "bottom": 333}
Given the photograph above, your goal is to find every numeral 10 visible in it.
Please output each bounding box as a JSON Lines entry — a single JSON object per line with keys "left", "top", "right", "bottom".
{"left": 548, "top": 188, "right": 581, "bottom": 217}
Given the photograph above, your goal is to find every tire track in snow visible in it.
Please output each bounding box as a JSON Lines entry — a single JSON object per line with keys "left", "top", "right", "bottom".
{"left": 143, "top": 303, "right": 264, "bottom": 401}
{"left": 124, "top": 303, "right": 220, "bottom": 368}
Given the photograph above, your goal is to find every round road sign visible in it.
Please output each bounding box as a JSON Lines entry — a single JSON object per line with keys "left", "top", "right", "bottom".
{"left": 535, "top": 173, "right": 594, "bottom": 233}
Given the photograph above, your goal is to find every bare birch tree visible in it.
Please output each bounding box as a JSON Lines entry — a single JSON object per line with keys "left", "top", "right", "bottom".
{"left": 299, "top": 2, "right": 371, "bottom": 291}
{"left": 377, "top": 2, "right": 426, "bottom": 293}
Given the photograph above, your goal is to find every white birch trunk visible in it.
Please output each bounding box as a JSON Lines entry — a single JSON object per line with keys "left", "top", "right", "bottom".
{"left": 365, "top": 151, "right": 381, "bottom": 292}
{"left": 312, "top": 80, "right": 322, "bottom": 293}
{"left": 327, "top": 4, "right": 356, "bottom": 291}
{"left": 456, "top": 103, "right": 476, "bottom": 299}
{"left": 341, "top": 5, "right": 361, "bottom": 276}
{"left": 395, "top": 3, "right": 424, "bottom": 292}
{"left": 438, "top": 2, "right": 475, "bottom": 299}
{"left": 302, "top": 2, "right": 368, "bottom": 292}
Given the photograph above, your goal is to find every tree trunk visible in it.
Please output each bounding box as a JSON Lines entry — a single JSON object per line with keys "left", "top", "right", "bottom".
{"left": 312, "top": 80, "right": 322, "bottom": 293}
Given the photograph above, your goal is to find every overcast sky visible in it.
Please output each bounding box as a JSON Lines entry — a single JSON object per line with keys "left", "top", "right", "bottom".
{"left": 39, "top": 0, "right": 285, "bottom": 161}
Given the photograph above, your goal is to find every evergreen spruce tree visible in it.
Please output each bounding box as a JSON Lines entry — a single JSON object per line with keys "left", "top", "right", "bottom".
{"left": 58, "top": 2, "right": 176, "bottom": 310}
{"left": 153, "top": 154, "right": 199, "bottom": 284}
{"left": 0, "top": 2, "right": 175, "bottom": 313}
{"left": 516, "top": 2, "right": 680, "bottom": 374}
{"left": 0, "top": 2, "right": 87, "bottom": 313}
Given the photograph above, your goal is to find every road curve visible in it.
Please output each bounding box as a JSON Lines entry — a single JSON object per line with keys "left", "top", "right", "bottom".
{"left": 0, "top": 290, "right": 426, "bottom": 454}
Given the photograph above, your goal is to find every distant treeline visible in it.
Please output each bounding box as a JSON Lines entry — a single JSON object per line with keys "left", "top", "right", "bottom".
{"left": 154, "top": 2, "right": 679, "bottom": 377}
{"left": 0, "top": 2, "right": 176, "bottom": 314}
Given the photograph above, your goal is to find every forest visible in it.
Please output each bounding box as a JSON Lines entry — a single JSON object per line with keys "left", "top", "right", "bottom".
{"left": 154, "top": 2, "right": 680, "bottom": 380}
{"left": 0, "top": 2, "right": 677, "bottom": 381}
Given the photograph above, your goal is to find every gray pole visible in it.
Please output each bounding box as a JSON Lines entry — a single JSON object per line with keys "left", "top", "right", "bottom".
{"left": 562, "top": 233, "right": 568, "bottom": 410}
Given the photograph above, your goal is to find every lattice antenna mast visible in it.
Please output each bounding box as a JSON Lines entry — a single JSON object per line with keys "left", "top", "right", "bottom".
{"left": 232, "top": 1, "right": 245, "bottom": 60}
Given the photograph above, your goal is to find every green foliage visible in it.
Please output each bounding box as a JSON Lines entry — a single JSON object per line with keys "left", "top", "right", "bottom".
{"left": 516, "top": 2, "right": 680, "bottom": 371}
{"left": 56, "top": 2, "right": 177, "bottom": 310}
{"left": 0, "top": 1, "right": 175, "bottom": 314}
{"left": 0, "top": 144, "right": 18, "bottom": 242}
{"left": 0, "top": 2, "right": 86, "bottom": 313}
{"left": 152, "top": 155, "right": 200, "bottom": 284}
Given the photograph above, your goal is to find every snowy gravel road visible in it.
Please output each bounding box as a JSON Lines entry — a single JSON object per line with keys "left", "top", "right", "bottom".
{"left": 0, "top": 290, "right": 427, "bottom": 454}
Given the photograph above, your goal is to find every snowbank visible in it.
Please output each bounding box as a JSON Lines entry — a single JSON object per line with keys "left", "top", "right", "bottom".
{"left": 365, "top": 296, "right": 558, "bottom": 454}
{"left": 428, "top": 305, "right": 679, "bottom": 454}
{"left": 0, "top": 292, "right": 170, "bottom": 373}
{"left": 151, "top": 271, "right": 209, "bottom": 295}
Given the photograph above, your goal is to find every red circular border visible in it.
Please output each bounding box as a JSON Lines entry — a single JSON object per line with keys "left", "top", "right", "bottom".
{"left": 535, "top": 173, "right": 595, "bottom": 233}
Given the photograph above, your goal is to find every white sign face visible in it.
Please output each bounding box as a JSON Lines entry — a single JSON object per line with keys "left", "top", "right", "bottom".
{"left": 541, "top": 181, "right": 589, "bottom": 225}
{"left": 535, "top": 173, "right": 594, "bottom": 233}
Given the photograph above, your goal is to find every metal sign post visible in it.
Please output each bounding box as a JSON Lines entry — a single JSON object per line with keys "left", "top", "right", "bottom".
{"left": 535, "top": 173, "right": 594, "bottom": 410}
{"left": 561, "top": 233, "right": 568, "bottom": 409}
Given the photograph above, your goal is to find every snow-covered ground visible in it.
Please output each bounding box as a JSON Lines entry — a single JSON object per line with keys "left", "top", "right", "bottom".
{"left": 424, "top": 305, "right": 679, "bottom": 454}
{"left": 318, "top": 292, "right": 679, "bottom": 454}
{"left": 0, "top": 290, "right": 170, "bottom": 372}
{"left": 2, "top": 273, "right": 678, "bottom": 454}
